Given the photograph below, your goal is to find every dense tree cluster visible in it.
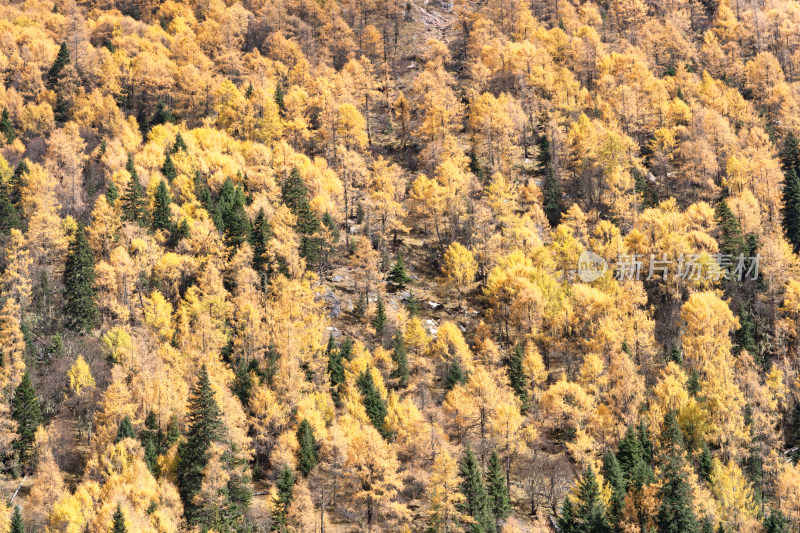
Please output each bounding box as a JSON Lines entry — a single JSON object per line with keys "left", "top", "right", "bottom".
{"left": 0, "top": 0, "right": 800, "bottom": 530}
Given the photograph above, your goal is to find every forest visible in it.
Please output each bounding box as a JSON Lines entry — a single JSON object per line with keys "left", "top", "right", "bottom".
{"left": 0, "top": 0, "right": 800, "bottom": 530}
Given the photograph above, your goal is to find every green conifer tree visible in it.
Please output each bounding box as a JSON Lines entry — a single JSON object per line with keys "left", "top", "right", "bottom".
{"left": 152, "top": 180, "right": 172, "bottom": 232}
{"left": 458, "top": 447, "right": 496, "bottom": 533}
{"left": 9, "top": 507, "right": 23, "bottom": 533}
{"left": 121, "top": 155, "right": 148, "bottom": 226}
{"left": 46, "top": 42, "right": 70, "bottom": 91}
{"left": 538, "top": 135, "right": 562, "bottom": 227}
{"left": 507, "top": 344, "right": 527, "bottom": 403}
{"left": 177, "top": 365, "right": 224, "bottom": 524}
{"left": 404, "top": 290, "right": 420, "bottom": 316}
{"left": 232, "top": 358, "right": 253, "bottom": 408}
{"left": 63, "top": 224, "right": 98, "bottom": 333}
{"left": 327, "top": 336, "right": 345, "bottom": 403}
{"left": 218, "top": 178, "right": 251, "bottom": 251}
{"left": 110, "top": 504, "right": 127, "bottom": 533}
{"left": 603, "top": 451, "right": 626, "bottom": 532}
{"left": 106, "top": 182, "right": 119, "bottom": 205}
{"left": 356, "top": 369, "right": 392, "bottom": 440}
{"left": 780, "top": 166, "right": 800, "bottom": 253}
{"left": 1, "top": 108, "right": 16, "bottom": 144}
{"left": 172, "top": 132, "right": 187, "bottom": 153}
{"left": 714, "top": 199, "right": 744, "bottom": 257}
{"left": 274, "top": 82, "right": 285, "bottom": 112}
{"left": 0, "top": 178, "right": 20, "bottom": 234}
{"left": 151, "top": 101, "right": 175, "bottom": 126}
{"left": 764, "top": 509, "right": 790, "bottom": 533}
{"left": 698, "top": 440, "right": 713, "bottom": 483}
{"left": 296, "top": 419, "right": 318, "bottom": 476}
{"left": 444, "top": 359, "right": 468, "bottom": 391}
{"left": 11, "top": 373, "right": 42, "bottom": 466}
{"left": 250, "top": 207, "right": 273, "bottom": 279}
{"left": 270, "top": 465, "right": 295, "bottom": 532}
{"left": 387, "top": 253, "right": 413, "bottom": 288}
{"left": 339, "top": 336, "right": 354, "bottom": 361}
{"left": 115, "top": 415, "right": 136, "bottom": 442}
{"left": 162, "top": 150, "right": 177, "bottom": 183}
{"left": 372, "top": 296, "right": 388, "bottom": 337}
{"left": 485, "top": 450, "right": 511, "bottom": 523}
{"left": 577, "top": 465, "right": 611, "bottom": 533}
{"left": 558, "top": 497, "right": 578, "bottom": 533}
{"left": 281, "top": 168, "right": 321, "bottom": 265}
{"left": 390, "top": 333, "right": 410, "bottom": 388}
{"left": 655, "top": 411, "right": 698, "bottom": 533}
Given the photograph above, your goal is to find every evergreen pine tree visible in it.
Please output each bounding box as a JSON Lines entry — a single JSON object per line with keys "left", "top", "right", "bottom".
{"left": 700, "top": 517, "right": 714, "bottom": 533}
{"left": 577, "top": 465, "right": 611, "bottom": 533}
{"left": 617, "top": 425, "right": 646, "bottom": 486}
{"left": 172, "top": 132, "right": 187, "bottom": 153}
{"left": 11, "top": 373, "right": 42, "bottom": 466}
{"left": 270, "top": 465, "right": 295, "bottom": 531}
{"left": 169, "top": 218, "right": 190, "bottom": 246}
{"left": 0, "top": 178, "right": 20, "bottom": 234}
{"left": 542, "top": 167, "right": 562, "bottom": 227}
{"left": 537, "top": 135, "right": 561, "bottom": 226}
{"left": 232, "top": 358, "right": 253, "bottom": 407}
{"left": 245, "top": 82, "right": 254, "bottom": 99}
{"left": 274, "top": 82, "right": 285, "bottom": 112}
{"left": 339, "top": 336, "right": 353, "bottom": 360}
{"left": 162, "top": 150, "right": 177, "bottom": 183}
{"left": 781, "top": 133, "right": 800, "bottom": 172}
{"left": 714, "top": 199, "right": 744, "bottom": 257}
{"left": 603, "top": 451, "right": 626, "bottom": 532}
{"left": 387, "top": 253, "right": 413, "bottom": 288}
{"left": 458, "top": 447, "right": 496, "bottom": 533}
{"left": 698, "top": 440, "right": 713, "bottom": 482}
{"left": 558, "top": 497, "right": 579, "bottom": 533}
{"left": 372, "top": 296, "right": 387, "bottom": 336}
{"left": 177, "top": 365, "right": 224, "bottom": 524}
{"left": 151, "top": 101, "right": 175, "bottom": 125}
{"left": 46, "top": 42, "right": 70, "bottom": 91}
{"left": 353, "top": 291, "right": 367, "bottom": 319}
{"left": 404, "top": 289, "right": 420, "bottom": 316}
{"left": 444, "top": 359, "right": 468, "bottom": 391}
{"left": 296, "top": 419, "right": 318, "bottom": 476}
{"left": 507, "top": 344, "right": 527, "bottom": 403}
{"left": 390, "top": 333, "right": 410, "bottom": 388}
{"left": 110, "top": 504, "right": 127, "bottom": 533}
{"left": 63, "top": 224, "right": 98, "bottom": 333}
{"left": 152, "top": 180, "right": 172, "bottom": 232}
{"left": 9, "top": 507, "right": 23, "bottom": 533}
{"left": 655, "top": 411, "right": 698, "bottom": 533}
{"left": 1, "top": 108, "right": 16, "bottom": 144}
{"left": 115, "top": 415, "right": 136, "bottom": 442}
{"left": 780, "top": 166, "right": 800, "bottom": 253}
{"left": 106, "top": 182, "right": 119, "bottom": 204}
{"left": 764, "top": 509, "right": 790, "bottom": 533}
{"left": 327, "top": 335, "right": 345, "bottom": 403}
{"left": 121, "top": 155, "right": 148, "bottom": 226}
{"left": 250, "top": 207, "right": 273, "bottom": 278}
{"left": 356, "top": 369, "right": 392, "bottom": 440}
{"left": 669, "top": 342, "right": 683, "bottom": 364}
{"left": 687, "top": 369, "right": 701, "bottom": 397}
{"left": 485, "top": 450, "right": 511, "bottom": 522}
{"left": 281, "top": 168, "right": 321, "bottom": 265}
{"left": 217, "top": 178, "right": 251, "bottom": 251}
{"left": 143, "top": 439, "right": 158, "bottom": 477}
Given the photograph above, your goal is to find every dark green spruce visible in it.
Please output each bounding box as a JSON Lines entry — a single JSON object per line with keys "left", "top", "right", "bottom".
{"left": 63, "top": 224, "right": 98, "bottom": 333}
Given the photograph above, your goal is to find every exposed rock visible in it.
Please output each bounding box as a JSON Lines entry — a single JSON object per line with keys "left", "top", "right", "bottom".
{"left": 320, "top": 287, "right": 342, "bottom": 318}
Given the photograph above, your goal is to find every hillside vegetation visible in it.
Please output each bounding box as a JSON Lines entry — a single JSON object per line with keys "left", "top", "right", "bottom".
{"left": 1, "top": 0, "right": 800, "bottom": 530}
